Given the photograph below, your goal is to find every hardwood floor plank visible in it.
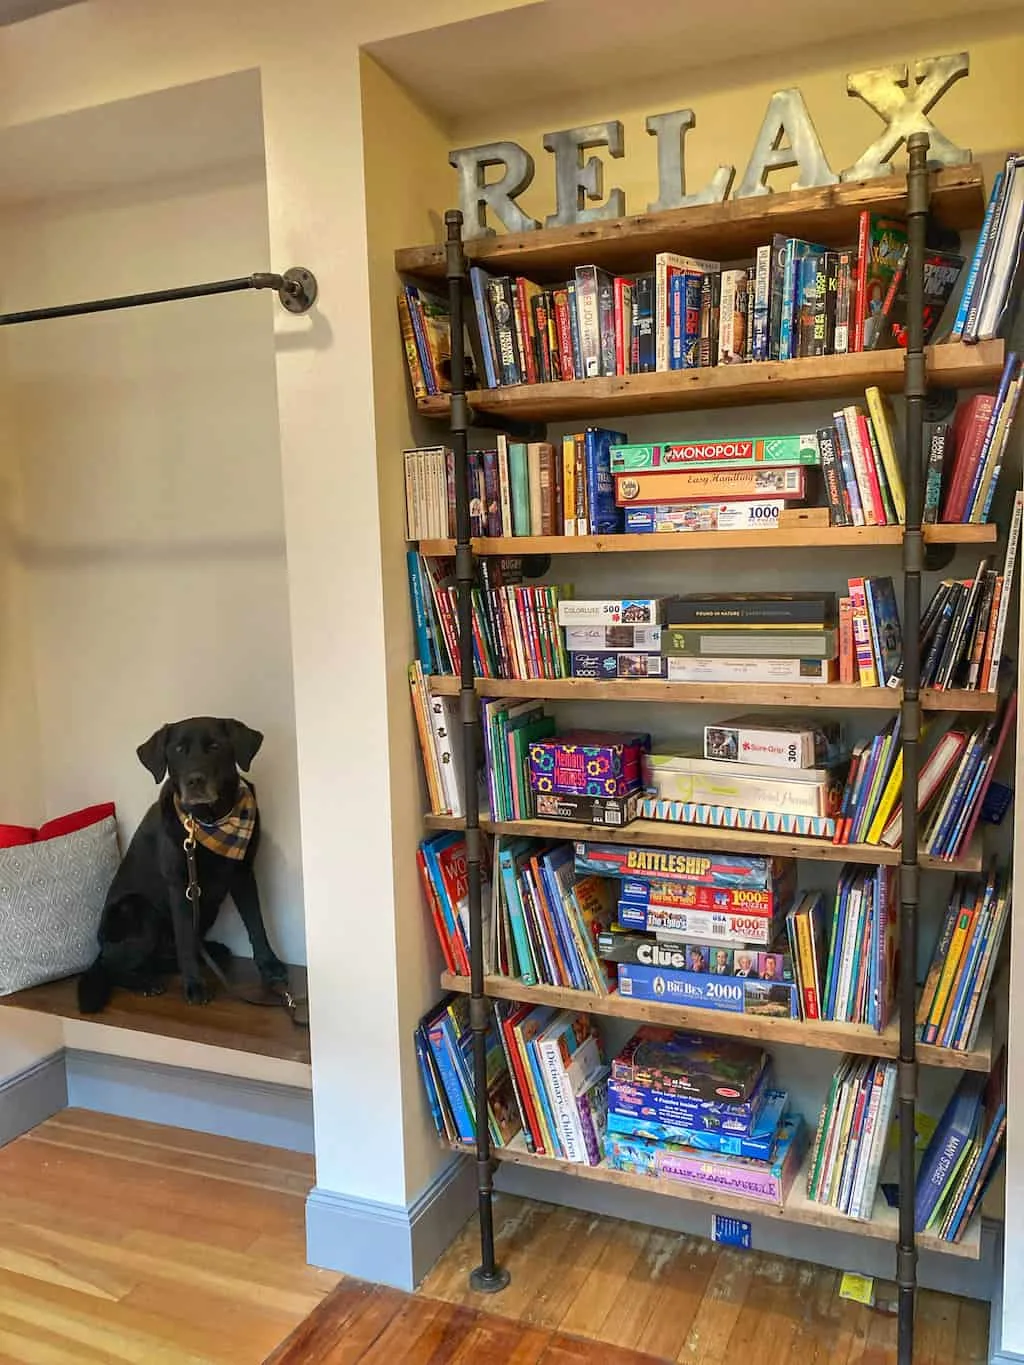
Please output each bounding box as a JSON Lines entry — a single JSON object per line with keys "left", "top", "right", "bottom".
{"left": 556, "top": 1220, "right": 652, "bottom": 1341}
{"left": 263, "top": 1281, "right": 379, "bottom": 1364}
{"left": 0, "top": 1309, "right": 115, "bottom": 1365}
{"left": 521, "top": 1213, "right": 620, "bottom": 1331}
{"left": 0, "top": 1225, "right": 137, "bottom": 1302}
{"left": 914, "top": 1289, "right": 960, "bottom": 1365}
{"left": 953, "top": 1297, "right": 989, "bottom": 1364}
{"left": 676, "top": 1247, "right": 756, "bottom": 1364}
{"left": 726, "top": 1255, "right": 818, "bottom": 1364}
{"left": 119, "top": 1229, "right": 335, "bottom": 1299}
{"left": 269, "top": 1284, "right": 407, "bottom": 1364}
{"left": 483, "top": 1206, "right": 597, "bottom": 1324}
{"left": 441, "top": 1313, "right": 552, "bottom": 1365}
{"left": 539, "top": 1334, "right": 671, "bottom": 1364}
{"left": 633, "top": 1234, "right": 719, "bottom": 1361}
{"left": 0, "top": 1191, "right": 268, "bottom": 1255}
{"left": 44, "top": 1110, "right": 314, "bottom": 1178}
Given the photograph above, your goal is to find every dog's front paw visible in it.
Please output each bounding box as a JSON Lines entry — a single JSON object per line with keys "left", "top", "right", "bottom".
{"left": 257, "top": 953, "right": 289, "bottom": 987}
{"left": 183, "top": 976, "right": 211, "bottom": 1006}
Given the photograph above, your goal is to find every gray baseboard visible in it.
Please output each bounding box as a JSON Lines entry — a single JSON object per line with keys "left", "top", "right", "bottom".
{"left": 306, "top": 1154, "right": 475, "bottom": 1291}
{"left": 0, "top": 1051, "right": 67, "bottom": 1146}
{"left": 988, "top": 1248, "right": 1024, "bottom": 1364}
{"left": 495, "top": 1163, "right": 999, "bottom": 1301}
{"left": 64, "top": 1049, "right": 314, "bottom": 1152}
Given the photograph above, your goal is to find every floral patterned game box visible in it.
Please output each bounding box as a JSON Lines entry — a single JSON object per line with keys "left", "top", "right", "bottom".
{"left": 528, "top": 730, "right": 651, "bottom": 798}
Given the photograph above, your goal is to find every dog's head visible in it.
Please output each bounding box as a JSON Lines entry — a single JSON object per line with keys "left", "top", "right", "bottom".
{"left": 137, "top": 717, "right": 263, "bottom": 815}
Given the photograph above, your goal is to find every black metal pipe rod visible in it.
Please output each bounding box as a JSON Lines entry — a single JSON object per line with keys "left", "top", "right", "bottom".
{"left": 445, "top": 208, "right": 509, "bottom": 1297}
{"left": 897, "top": 130, "right": 930, "bottom": 1365}
{"left": 0, "top": 271, "right": 302, "bottom": 326}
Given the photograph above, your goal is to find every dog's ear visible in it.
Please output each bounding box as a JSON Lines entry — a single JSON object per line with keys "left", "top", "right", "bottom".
{"left": 137, "top": 725, "right": 170, "bottom": 782}
{"left": 221, "top": 719, "right": 263, "bottom": 771}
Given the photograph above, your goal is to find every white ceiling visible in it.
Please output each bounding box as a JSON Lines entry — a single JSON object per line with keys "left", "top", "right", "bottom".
{"left": 0, "top": 70, "right": 266, "bottom": 206}
{"left": 367, "top": 0, "right": 1022, "bottom": 128}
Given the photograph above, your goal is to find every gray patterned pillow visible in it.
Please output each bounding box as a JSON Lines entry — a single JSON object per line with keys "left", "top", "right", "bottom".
{"left": 0, "top": 816, "right": 119, "bottom": 995}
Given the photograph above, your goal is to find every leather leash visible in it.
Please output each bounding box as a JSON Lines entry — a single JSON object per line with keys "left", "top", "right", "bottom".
{"left": 182, "top": 816, "right": 309, "bottom": 1028}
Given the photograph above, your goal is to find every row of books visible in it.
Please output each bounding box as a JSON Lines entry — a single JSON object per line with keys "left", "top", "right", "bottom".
{"left": 398, "top": 282, "right": 459, "bottom": 401}
{"left": 920, "top": 494, "right": 1022, "bottom": 693}
{"left": 917, "top": 867, "right": 1011, "bottom": 1051}
{"left": 812, "top": 867, "right": 896, "bottom": 1030}
{"left": 935, "top": 358, "right": 1023, "bottom": 525}
{"left": 914, "top": 1059, "right": 1007, "bottom": 1243}
{"left": 416, "top": 994, "right": 520, "bottom": 1149}
{"left": 952, "top": 153, "right": 1024, "bottom": 345}
{"left": 837, "top": 578, "right": 901, "bottom": 687}
{"left": 806, "top": 1056, "right": 896, "bottom": 1219}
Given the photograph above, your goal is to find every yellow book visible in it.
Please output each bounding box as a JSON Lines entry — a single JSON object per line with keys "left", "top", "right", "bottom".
{"left": 866, "top": 387, "right": 906, "bottom": 524}
{"left": 408, "top": 663, "right": 443, "bottom": 814}
{"left": 561, "top": 434, "right": 576, "bottom": 537}
{"left": 925, "top": 902, "right": 976, "bottom": 1040}
{"left": 865, "top": 751, "right": 903, "bottom": 845}
{"left": 794, "top": 900, "right": 816, "bottom": 1019}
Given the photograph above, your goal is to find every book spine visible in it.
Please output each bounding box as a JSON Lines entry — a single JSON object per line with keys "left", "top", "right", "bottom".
{"left": 516, "top": 279, "right": 538, "bottom": 385}
{"left": 833, "top": 249, "right": 855, "bottom": 354}
{"left": 978, "top": 371, "right": 1024, "bottom": 522}
{"left": 923, "top": 423, "right": 948, "bottom": 523}
{"left": 778, "top": 240, "right": 798, "bottom": 361}
{"left": 634, "top": 274, "right": 655, "bottom": 373}
{"left": 532, "top": 292, "right": 551, "bottom": 383}
{"left": 669, "top": 271, "right": 685, "bottom": 371}
{"left": 833, "top": 411, "right": 865, "bottom": 526}
{"left": 575, "top": 266, "right": 602, "bottom": 379}
{"left": 537, "top": 1038, "right": 587, "bottom": 1162}
{"left": 845, "top": 407, "right": 883, "bottom": 525}
{"left": 397, "top": 292, "right": 429, "bottom": 400}
{"left": 552, "top": 289, "right": 573, "bottom": 381}
{"left": 767, "top": 236, "right": 788, "bottom": 361}
{"left": 817, "top": 426, "right": 848, "bottom": 525}
{"left": 953, "top": 170, "right": 1004, "bottom": 339}
{"left": 964, "top": 354, "right": 1018, "bottom": 520}
{"left": 848, "top": 579, "right": 878, "bottom": 686}
{"left": 944, "top": 397, "right": 995, "bottom": 523}
{"left": 987, "top": 490, "right": 1024, "bottom": 689}
{"left": 852, "top": 212, "right": 870, "bottom": 352}
{"left": 597, "top": 270, "right": 617, "bottom": 376}
{"left": 561, "top": 435, "right": 576, "bottom": 536}
{"left": 752, "top": 245, "right": 771, "bottom": 360}
{"left": 838, "top": 596, "right": 855, "bottom": 684}
{"left": 566, "top": 280, "right": 583, "bottom": 379}
{"left": 698, "top": 273, "right": 718, "bottom": 368}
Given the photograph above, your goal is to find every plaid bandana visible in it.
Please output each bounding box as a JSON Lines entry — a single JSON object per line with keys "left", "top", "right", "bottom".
{"left": 175, "top": 780, "right": 256, "bottom": 861}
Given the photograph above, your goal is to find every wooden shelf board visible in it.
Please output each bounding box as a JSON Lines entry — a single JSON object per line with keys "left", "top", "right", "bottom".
{"left": 1, "top": 958, "right": 310, "bottom": 1066}
{"left": 426, "top": 674, "right": 997, "bottom": 713}
{"left": 453, "top": 1136, "right": 980, "bottom": 1259}
{"left": 396, "top": 165, "right": 986, "bottom": 281}
{"left": 413, "top": 342, "right": 1005, "bottom": 424}
{"left": 442, "top": 973, "right": 991, "bottom": 1073}
{"left": 422, "top": 812, "right": 982, "bottom": 873}
{"left": 417, "top": 523, "right": 998, "bottom": 556}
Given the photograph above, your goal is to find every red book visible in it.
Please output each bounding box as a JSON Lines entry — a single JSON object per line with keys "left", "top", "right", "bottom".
{"left": 855, "top": 410, "right": 888, "bottom": 524}
{"left": 960, "top": 692, "right": 1018, "bottom": 851}
{"left": 838, "top": 596, "right": 855, "bottom": 684}
{"left": 515, "top": 278, "right": 539, "bottom": 385}
{"left": 613, "top": 277, "right": 633, "bottom": 376}
{"left": 942, "top": 395, "right": 995, "bottom": 523}
{"left": 417, "top": 848, "right": 458, "bottom": 976}
{"left": 553, "top": 288, "right": 575, "bottom": 380}
{"left": 501, "top": 1006, "right": 540, "bottom": 1152}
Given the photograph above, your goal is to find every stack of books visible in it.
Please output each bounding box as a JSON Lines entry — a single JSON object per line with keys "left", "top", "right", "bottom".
{"left": 605, "top": 1027, "right": 805, "bottom": 1207}
{"left": 576, "top": 838, "right": 801, "bottom": 1018}
{"left": 657, "top": 592, "right": 839, "bottom": 687}
{"left": 952, "top": 152, "right": 1024, "bottom": 344}
{"left": 491, "top": 836, "right": 615, "bottom": 992}
{"left": 921, "top": 694, "right": 1017, "bottom": 861}
{"left": 398, "top": 283, "right": 471, "bottom": 401}
{"left": 914, "top": 1056, "right": 1007, "bottom": 1244}
{"left": 818, "top": 866, "right": 897, "bottom": 1031}
{"left": 610, "top": 434, "right": 815, "bottom": 534}
{"left": 934, "top": 358, "right": 1022, "bottom": 524}
{"left": 561, "top": 598, "right": 667, "bottom": 680}
{"left": 819, "top": 391, "right": 906, "bottom": 527}
{"left": 416, "top": 832, "right": 488, "bottom": 978}
{"left": 492, "top": 1003, "right": 608, "bottom": 1163}
{"left": 833, "top": 717, "right": 902, "bottom": 846}
{"left": 919, "top": 494, "right": 1022, "bottom": 692}
{"left": 407, "top": 551, "right": 571, "bottom": 680}
{"left": 481, "top": 698, "right": 552, "bottom": 822}
{"left": 806, "top": 1055, "right": 897, "bottom": 1219}
{"left": 837, "top": 576, "right": 902, "bottom": 686}
{"left": 408, "top": 663, "right": 465, "bottom": 817}
{"left": 416, "top": 995, "right": 520, "bottom": 1149}
{"left": 918, "top": 866, "right": 1011, "bottom": 1050}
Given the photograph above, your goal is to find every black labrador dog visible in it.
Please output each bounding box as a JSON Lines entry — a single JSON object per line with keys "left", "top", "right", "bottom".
{"left": 77, "top": 716, "right": 287, "bottom": 1012}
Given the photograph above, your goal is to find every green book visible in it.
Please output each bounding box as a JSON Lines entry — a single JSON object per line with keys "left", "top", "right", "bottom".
{"left": 507, "top": 442, "right": 530, "bottom": 534}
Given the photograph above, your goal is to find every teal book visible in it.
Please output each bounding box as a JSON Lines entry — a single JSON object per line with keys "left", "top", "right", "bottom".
{"left": 508, "top": 442, "right": 530, "bottom": 535}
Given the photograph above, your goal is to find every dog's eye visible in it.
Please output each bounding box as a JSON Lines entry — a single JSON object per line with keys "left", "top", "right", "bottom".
{"left": 175, "top": 743, "right": 187, "bottom": 754}
{"left": 206, "top": 741, "right": 220, "bottom": 752}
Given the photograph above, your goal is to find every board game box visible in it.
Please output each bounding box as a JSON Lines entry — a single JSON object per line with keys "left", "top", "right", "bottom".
{"left": 606, "top": 1087, "right": 788, "bottom": 1159}
{"left": 573, "top": 841, "right": 790, "bottom": 888}
{"left": 608, "top": 1071, "right": 770, "bottom": 1135}
{"left": 610, "top": 1025, "right": 766, "bottom": 1101}
{"left": 528, "top": 732, "right": 649, "bottom": 798}
{"left": 617, "top": 963, "right": 800, "bottom": 1017}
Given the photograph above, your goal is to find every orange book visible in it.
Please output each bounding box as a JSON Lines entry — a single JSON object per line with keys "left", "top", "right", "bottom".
{"left": 838, "top": 596, "right": 855, "bottom": 684}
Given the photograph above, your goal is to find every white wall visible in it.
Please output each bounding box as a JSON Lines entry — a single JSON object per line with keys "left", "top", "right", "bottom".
{"left": 0, "top": 158, "right": 306, "bottom": 965}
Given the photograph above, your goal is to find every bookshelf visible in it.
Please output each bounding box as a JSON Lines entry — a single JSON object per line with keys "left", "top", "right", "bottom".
{"left": 426, "top": 674, "right": 999, "bottom": 712}
{"left": 453, "top": 1138, "right": 983, "bottom": 1261}
{"left": 420, "top": 811, "right": 983, "bottom": 873}
{"left": 399, "top": 143, "right": 1010, "bottom": 1350}
{"left": 440, "top": 973, "right": 993, "bottom": 1074}
{"left": 418, "top": 522, "right": 998, "bottom": 556}
{"left": 413, "top": 340, "right": 1005, "bottom": 422}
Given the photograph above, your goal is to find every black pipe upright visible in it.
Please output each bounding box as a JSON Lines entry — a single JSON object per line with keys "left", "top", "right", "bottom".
{"left": 444, "top": 208, "right": 510, "bottom": 1295}
{"left": 897, "top": 131, "right": 930, "bottom": 1365}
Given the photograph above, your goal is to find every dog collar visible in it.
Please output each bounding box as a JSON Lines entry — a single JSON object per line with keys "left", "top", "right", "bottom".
{"left": 174, "top": 780, "right": 255, "bottom": 861}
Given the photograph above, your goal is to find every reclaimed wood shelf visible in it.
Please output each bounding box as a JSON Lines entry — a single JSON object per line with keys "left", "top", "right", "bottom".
{"left": 396, "top": 164, "right": 986, "bottom": 281}
{"left": 422, "top": 812, "right": 983, "bottom": 874}
{"left": 441, "top": 973, "right": 992, "bottom": 1073}
{"left": 455, "top": 1136, "right": 982, "bottom": 1260}
{"left": 427, "top": 674, "right": 998, "bottom": 713}
{"left": 417, "top": 523, "right": 999, "bottom": 556}
{"left": 413, "top": 342, "right": 1005, "bottom": 423}
{"left": 1, "top": 957, "right": 310, "bottom": 1065}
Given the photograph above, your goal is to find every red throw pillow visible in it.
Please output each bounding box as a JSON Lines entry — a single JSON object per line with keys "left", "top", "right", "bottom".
{"left": 37, "top": 803, "right": 116, "bottom": 843}
{"left": 0, "top": 825, "right": 36, "bottom": 849}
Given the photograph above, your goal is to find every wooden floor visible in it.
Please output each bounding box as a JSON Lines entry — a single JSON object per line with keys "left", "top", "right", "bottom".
{"left": 0, "top": 1112, "right": 988, "bottom": 1364}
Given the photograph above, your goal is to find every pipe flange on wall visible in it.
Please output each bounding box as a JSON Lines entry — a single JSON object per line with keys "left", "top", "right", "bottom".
{"left": 279, "top": 267, "right": 318, "bottom": 314}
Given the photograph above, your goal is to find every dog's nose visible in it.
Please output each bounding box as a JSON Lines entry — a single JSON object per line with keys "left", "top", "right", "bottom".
{"left": 184, "top": 772, "right": 207, "bottom": 791}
